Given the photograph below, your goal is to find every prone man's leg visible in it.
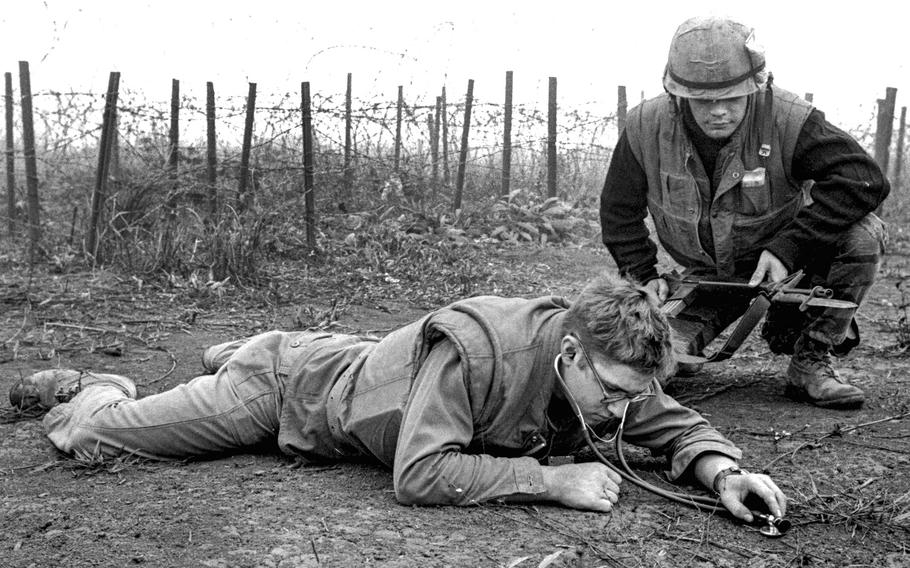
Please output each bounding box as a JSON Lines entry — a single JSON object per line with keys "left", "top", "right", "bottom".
{"left": 43, "top": 331, "right": 297, "bottom": 459}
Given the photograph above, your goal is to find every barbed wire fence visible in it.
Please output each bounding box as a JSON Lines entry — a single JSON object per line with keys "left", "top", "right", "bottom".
{"left": 1, "top": 69, "right": 630, "bottom": 262}
{"left": 0, "top": 64, "right": 906, "bottom": 277}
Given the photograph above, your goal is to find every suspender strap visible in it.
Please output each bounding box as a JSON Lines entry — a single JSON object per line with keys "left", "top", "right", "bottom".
{"left": 671, "top": 272, "right": 808, "bottom": 365}
{"left": 758, "top": 73, "right": 775, "bottom": 159}
{"left": 675, "top": 294, "right": 773, "bottom": 365}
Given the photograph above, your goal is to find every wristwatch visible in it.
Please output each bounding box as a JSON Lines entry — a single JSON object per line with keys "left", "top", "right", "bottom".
{"left": 712, "top": 465, "right": 746, "bottom": 494}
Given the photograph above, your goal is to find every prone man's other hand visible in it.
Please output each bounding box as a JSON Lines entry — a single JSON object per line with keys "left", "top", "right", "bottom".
{"left": 540, "top": 462, "right": 623, "bottom": 513}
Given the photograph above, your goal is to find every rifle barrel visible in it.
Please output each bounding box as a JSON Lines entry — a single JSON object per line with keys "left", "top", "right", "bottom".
{"left": 681, "top": 279, "right": 755, "bottom": 290}
{"left": 681, "top": 279, "right": 831, "bottom": 297}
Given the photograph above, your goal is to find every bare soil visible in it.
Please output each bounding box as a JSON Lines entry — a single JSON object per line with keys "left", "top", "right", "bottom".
{"left": 1, "top": 242, "right": 908, "bottom": 568}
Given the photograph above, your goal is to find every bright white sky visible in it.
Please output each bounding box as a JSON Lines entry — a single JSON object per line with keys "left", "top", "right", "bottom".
{"left": 1, "top": 0, "right": 906, "bottom": 131}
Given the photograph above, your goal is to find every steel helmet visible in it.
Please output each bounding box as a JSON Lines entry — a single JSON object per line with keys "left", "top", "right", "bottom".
{"left": 663, "top": 17, "right": 767, "bottom": 99}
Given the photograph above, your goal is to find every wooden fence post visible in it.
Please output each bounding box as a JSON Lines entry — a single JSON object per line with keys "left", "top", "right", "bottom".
{"left": 238, "top": 82, "right": 256, "bottom": 211}
{"left": 168, "top": 79, "right": 179, "bottom": 190}
{"left": 86, "top": 71, "right": 120, "bottom": 261}
{"left": 501, "top": 70, "right": 513, "bottom": 198}
{"left": 206, "top": 81, "right": 217, "bottom": 217}
{"left": 547, "top": 77, "right": 557, "bottom": 199}
{"left": 454, "top": 79, "right": 474, "bottom": 212}
{"left": 4, "top": 72, "right": 14, "bottom": 239}
{"left": 874, "top": 87, "right": 897, "bottom": 216}
{"left": 394, "top": 85, "right": 403, "bottom": 172}
{"left": 441, "top": 86, "right": 449, "bottom": 186}
{"left": 109, "top": 112, "right": 120, "bottom": 182}
{"left": 894, "top": 106, "right": 906, "bottom": 191}
{"left": 301, "top": 81, "right": 316, "bottom": 249}
{"left": 874, "top": 87, "right": 897, "bottom": 175}
{"left": 18, "top": 61, "right": 40, "bottom": 260}
{"left": 343, "top": 72, "right": 353, "bottom": 197}
{"left": 617, "top": 85, "right": 627, "bottom": 134}
{"left": 429, "top": 103, "right": 439, "bottom": 189}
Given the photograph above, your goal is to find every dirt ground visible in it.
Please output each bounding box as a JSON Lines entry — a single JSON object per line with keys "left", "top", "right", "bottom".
{"left": 1, "top": 240, "right": 908, "bottom": 568}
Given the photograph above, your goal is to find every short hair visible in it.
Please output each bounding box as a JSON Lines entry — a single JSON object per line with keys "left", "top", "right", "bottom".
{"left": 562, "top": 272, "right": 675, "bottom": 381}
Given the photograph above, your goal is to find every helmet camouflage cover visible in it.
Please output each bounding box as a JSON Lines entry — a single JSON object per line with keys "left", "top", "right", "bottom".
{"left": 663, "top": 16, "right": 767, "bottom": 100}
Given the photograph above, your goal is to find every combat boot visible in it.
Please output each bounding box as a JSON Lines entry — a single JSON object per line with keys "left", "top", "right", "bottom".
{"left": 785, "top": 336, "right": 864, "bottom": 409}
{"left": 9, "top": 369, "right": 136, "bottom": 412}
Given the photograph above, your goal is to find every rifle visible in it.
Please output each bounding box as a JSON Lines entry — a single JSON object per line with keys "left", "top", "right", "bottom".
{"left": 662, "top": 270, "right": 857, "bottom": 364}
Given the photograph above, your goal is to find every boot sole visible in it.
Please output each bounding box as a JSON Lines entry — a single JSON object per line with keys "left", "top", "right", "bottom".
{"left": 784, "top": 384, "right": 864, "bottom": 409}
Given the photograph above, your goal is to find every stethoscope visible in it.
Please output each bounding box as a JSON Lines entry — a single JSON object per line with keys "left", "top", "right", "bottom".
{"left": 552, "top": 355, "right": 791, "bottom": 537}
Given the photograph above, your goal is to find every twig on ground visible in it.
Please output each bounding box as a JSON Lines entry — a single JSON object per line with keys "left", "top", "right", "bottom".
{"left": 762, "top": 411, "right": 910, "bottom": 471}
{"left": 789, "top": 466, "right": 910, "bottom": 534}
{"left": 52, "top": 340, "right": 124, "bottom": 354}
{"left": 0, "top": 404, "right": 46, "bottom": 424}
{"left": 142, "top": 345, "right": 178, "bottom": 385}
{"left": 837, "top": 438, "right": 909, "bottom": 454}
{"left": 310, "top": 538, "right": 320, "bottom": 564}
{"left": 1, "top": 307, "right": 31, "bottom": 346}
{"left": 673, "top": 378, "right": 762, "bottom": 405}
{"left": 666, "top": 534, "right": 758, "bottom": 559}
{"left": 0, "top": 460, "right": 65, "bottom": 475}
{"left": 481, "top": 505, "right": 630, "bottom": 568}
{"left": 777, "top": 532, "right": 828, "bottom": 564}
{"left": 43, "top": 321, "right": 119, "bottom": 334}
{"left": 679, "top": 515, "right": 719, "bottom": 567}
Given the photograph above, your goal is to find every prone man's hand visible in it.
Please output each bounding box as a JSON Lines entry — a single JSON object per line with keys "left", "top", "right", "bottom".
{"left": 748, "top": 250, "right": 788, "bottom": 287}
{"left": 540, "top": 462, "right": 622, "bottom": 512}
{"left": 644, "top": 277, "right": 669, "bottom": 303}
{"left": 717, "top": 472, "right": 787, "bottom": 523}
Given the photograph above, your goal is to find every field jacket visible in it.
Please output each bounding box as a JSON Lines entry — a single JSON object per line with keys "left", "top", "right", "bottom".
{"left": 628, "top": 87, "right": 812, "bottom": 277}
{"left": 601, "top": 85, "right": 888, "bottom": 283}
{"left": 276, "top": 295, "right": 741, "bottom": 505}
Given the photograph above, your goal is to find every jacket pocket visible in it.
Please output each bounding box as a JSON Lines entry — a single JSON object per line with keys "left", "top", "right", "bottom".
{"left": 660, "top": 172, "right": 700, "bottom": 218}
{"left": 735, "top": 167, "right": 771, "bottom": 215}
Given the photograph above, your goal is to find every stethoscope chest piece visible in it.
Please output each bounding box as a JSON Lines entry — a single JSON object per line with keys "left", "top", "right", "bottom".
{"left": 754, "top": 513, "right": 791, "bottom": 538}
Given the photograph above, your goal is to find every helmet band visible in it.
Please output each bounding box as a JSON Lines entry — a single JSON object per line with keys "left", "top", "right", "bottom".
{"left": 667, "top": 61, "right": 765, "bottom": 90}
